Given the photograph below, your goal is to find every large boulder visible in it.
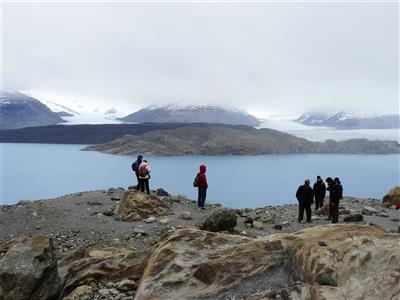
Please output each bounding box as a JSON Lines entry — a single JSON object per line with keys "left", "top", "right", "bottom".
{"left": 383, "top": 186, "right": 400, "bottom": 205}
{"left": 114, "top": 189, "right": 170, "bottom": 221}
{"left": 0, "top": 236, "right": 61, "bottom": 300}
{"left": 362, "top": 206, "right": 379, "bottom": 215}
{"left": 201, "top": 208, "right": 237, "bottom": 232}
{"left": 135, "top": 224, "right": 400, "bottom": 299}
{"left": 344, "top": 213, "right": 364, "bottom": 222}
{"left": 59, "top": 242, "right": 148, "bottom": 299}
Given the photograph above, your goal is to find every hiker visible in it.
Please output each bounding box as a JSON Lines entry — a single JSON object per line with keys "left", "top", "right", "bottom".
{"left": 326, "top": 177, "right": 334, "bottom": 221}
{"left": 193, "top": 164, "right": 208, "bottom": 209}
{"left": 131, "top": 154, "right": 143, "bottom": 190}
{"left": 313, "top": 176, "right": 326, "bottom": 211}
{"left": 331, "top": 177, "right": 343, "bottom": 223}
{"left": 296, "top": 179, "right": 314, "bottom": 223}
{"left": 138, "top": 160, "right": 151, "bottom": 194}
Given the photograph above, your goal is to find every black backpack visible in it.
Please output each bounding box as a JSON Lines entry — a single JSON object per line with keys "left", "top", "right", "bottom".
{"left": 132, "top": 161, "right": 138, "bottom": 173}
{"left": 193, "top": 174, "right": 199, "bottom": 188}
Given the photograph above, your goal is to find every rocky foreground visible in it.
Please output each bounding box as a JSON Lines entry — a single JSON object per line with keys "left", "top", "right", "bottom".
{"left": 1, "top": 187, "right": 400, "bottom": 300}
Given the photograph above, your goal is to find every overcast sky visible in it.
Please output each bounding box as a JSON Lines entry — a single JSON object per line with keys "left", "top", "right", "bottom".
{"left": 3, "top": 2, "right": 399, "bottom": 117}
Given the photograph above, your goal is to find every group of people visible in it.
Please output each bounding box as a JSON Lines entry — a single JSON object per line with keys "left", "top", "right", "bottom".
{"left": 296, "top": 176, "right": 343, "bottom": 224}
{"left": 131, "top": 156, "right": 347, "bottom": 222}
{"left": 132, "top": 156, "right": 209, "bottom": 209}
{"left": 131, "top": 155, "right": 152, "bottom": 194}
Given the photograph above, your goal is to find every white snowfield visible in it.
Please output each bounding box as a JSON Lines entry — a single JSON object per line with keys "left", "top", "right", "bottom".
{"left": 258, "top": 118, "right": 399, "bottom": 142}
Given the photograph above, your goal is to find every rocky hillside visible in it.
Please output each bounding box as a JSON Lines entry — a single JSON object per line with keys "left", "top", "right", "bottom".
{"left": 120, "top": 104, "right": 261, "bottom": 127}
{"left": 0, "top": 92, "right": 65, "bottom": 129}
{"left": 84, "top": 126, "right": 400, "bottom": 155}
{"left": 0, "top": 187, "right": 399, "bottom": 300}
{"left": 296, "top": 111, "right": 400, "bottom": 129}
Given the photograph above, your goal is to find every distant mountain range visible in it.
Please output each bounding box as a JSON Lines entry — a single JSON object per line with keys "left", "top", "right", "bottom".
{"left": 0, "top": 92, "right": 261, "bottom": 129}
{"left": 0, "top": 92, "right": 65, "bottom": 129}
{"left": 2, "top": 91, "right": 399, "bottom": 131}
{"left": 119, "top": 104, "right": 261, "bottom": 127}
{"left": 296, "top": 111, "right": 400, "bottom": 129}
{"left": 84, "top": 126, "right": 400, "bottom": 155}
{"left": 2, "top": 123, "right": 398, "bottom": 154}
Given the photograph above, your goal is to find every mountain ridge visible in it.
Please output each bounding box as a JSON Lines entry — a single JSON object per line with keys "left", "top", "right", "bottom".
{"left": 84, "top": 125, "right": 400, "bottom": 155}
{"left": 0, "top": 92, "right": 65, "bottom": 129}
{"left": 296, "top": 111, "right": 400, "bottom": 129}
{"left": 119, "top": 104, "right": 261, "bottom": 126}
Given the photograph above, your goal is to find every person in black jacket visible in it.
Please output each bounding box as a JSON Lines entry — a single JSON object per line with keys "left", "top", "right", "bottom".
{"left": 296, "top": 179, "right": 314, "bottom": 223}
{"left": 131, "top": 154, "right": 143, "bottom": 190}
{"left": 313, "top": 176, "right": 326, "bottom": 211}
{"left": 331, "top": 177, "right": 343, "bottom": 223}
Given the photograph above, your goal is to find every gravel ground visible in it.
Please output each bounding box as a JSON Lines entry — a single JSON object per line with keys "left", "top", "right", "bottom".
{"left": 1, "top": 188, "right": 399, "bottom": 251}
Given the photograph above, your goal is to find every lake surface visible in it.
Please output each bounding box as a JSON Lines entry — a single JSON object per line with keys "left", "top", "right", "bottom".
{"left": 1, "top": 143, "right": 399, "bottom": 208}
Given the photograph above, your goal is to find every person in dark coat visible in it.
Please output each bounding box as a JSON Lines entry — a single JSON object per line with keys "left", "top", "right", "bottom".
{"left": 296, "top": 179, "right": 314, "bottom": 223}
{"left": 131, "top": 154, "right": 143, "bottom": 190}
{"left": 331, "top": 177, "right": 343, "bottom": 223}
{"left": 326, "top": 177, "right": 334, "bottom": 221}
{"left": 313, "top": 176, "right": 326, "bottom": 211}
{"left": 196, "top": 165, "right": 208, "bottom": 209}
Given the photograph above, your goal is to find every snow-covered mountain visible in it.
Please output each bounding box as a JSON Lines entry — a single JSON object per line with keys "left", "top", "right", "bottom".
{"left": 0, "top": 92, "right": 65, "bottom": 129}
{"left": 120, "top": 104, "right": 261, "bottom": 127}
{"left": 40, "top": 98, "right": 123, "bottom": 125}
{"left": 296, "top": 111, "right": 400, "bottom": 129}
{"left": 42, "top": 100, "right": 78, "bottom": 117}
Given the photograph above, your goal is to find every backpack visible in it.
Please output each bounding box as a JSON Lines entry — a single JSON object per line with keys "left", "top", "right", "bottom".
{"left": 193, "top": 174, "right": 199, "bottom": 188}
{"left": 131, "top": 161, "right": 138, "bottom": 173}
{"left": 139, "top": 164, "right": 148, "bottom": 177}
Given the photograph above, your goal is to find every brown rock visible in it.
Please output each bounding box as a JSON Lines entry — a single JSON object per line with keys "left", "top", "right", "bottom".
{"left": 252, "top": 221, "right": 264, "bottom": 229}
{"left": 344, "top": 213, "right": 364, "bottom": 222}
{"left": 316, "top": 201, "right": 330, "bottom": 216}
{"left": 201, "top": 208, "right": 237, "bottom": 232}
{"left": 181, "top": 211, "right": 192, "bottom": 220}
{"left": 0, "top": 236, "right": 61, "bottom": 300}
{"left": 59, "top": 242, "right": 148, "bottom": 299}
{"left": 116, "top": 279, "right": 137, "bottom": 291}
{"left": 135, "top": 225, "right": 400, "bottom": 299}
{"left": 114, "top": 190, "right": 169, "bottom": 221}
{"left": 383, "top": 186, "right": 400, "bottom": 205}
{"left": 16, "top": 199, "right": 34, "bottom": 206}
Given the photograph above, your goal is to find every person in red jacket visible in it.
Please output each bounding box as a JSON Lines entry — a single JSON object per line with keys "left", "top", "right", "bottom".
{"left": 396, "top": 200, "right": 400, "bottom": 210}
{"left": 196, "top": 164, "right": 208, "bottom": 209}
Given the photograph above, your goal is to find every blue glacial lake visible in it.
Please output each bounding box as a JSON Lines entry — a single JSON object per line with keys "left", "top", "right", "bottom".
{"left": 1, "top": 143, "right": 399, "bottom": 208}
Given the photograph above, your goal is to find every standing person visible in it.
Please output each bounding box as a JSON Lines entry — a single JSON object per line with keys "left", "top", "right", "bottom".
{"left": 138, "top": 160, "right": 151, "bottom": 194}
{"left": 131, "top": 155, "right": 143, "bottom": 190}
{"left": 331, "top": 177, "right": 343, "bottom": 223}
{"left": 325, "top": 177, "right": 334, "bottom": 221}
{"left": 296, "top": 179, "right": 314, "bottom": 223}
{"left": 313, "top": 176, "right": 326, "bottom": 211}
{"left": 194, "top": 164, "right": 208, "bottom": 209}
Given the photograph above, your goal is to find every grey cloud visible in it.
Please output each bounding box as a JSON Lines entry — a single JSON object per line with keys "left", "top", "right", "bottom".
{"left": 3, "top": 2, "right": 399, "bottom": 117}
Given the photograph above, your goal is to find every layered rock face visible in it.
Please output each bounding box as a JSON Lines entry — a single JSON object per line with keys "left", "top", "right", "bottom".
{"left": 0, "top": 236, "right": 61, "bottom": 300}
{"left": 59, "top": 242, "right": 149, "bottom": 299}
{"left": 1, "top": 224, "right": 399, "bottom": 300}
{"left": 383, "top": 186, "right": 400, "bottom": 206}
{"left": 114, "top": 190, "right": 170, "bottom": 221}
{"left": 135, "top": 224, "right": 400, "bottom": 299}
